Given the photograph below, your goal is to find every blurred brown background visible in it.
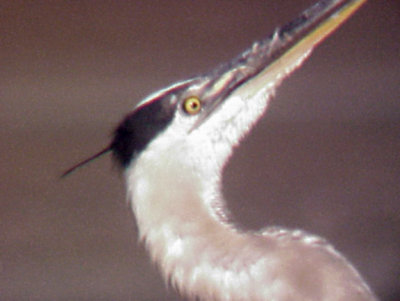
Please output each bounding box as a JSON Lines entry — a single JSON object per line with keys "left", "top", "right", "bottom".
{"left": 1, "top": 1, "right": 399, "bottom": 300}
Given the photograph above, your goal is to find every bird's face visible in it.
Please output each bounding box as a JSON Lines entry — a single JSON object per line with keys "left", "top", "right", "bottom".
{"left": 110, "top": 0, "right": 368, "bottom": 175}
{"left": 110, "top": 76, "right": 260, "bottom": 177}
{"left": 111, "top": 58, "right": 282, "bottom": 179}
{"left": 63, "top": 0, "right": 367, "bottom": 178}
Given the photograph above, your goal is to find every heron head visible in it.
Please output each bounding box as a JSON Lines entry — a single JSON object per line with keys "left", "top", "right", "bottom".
{"left": 63, "top": 0, "right": 367, "bottom": 177}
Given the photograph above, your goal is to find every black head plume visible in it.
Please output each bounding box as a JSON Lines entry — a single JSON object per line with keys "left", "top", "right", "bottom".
{"left": 62, "top": 91, "right": 177, "bottom": 178}
{"left": 61, "top": 146, "right": 112, "bottom": 178}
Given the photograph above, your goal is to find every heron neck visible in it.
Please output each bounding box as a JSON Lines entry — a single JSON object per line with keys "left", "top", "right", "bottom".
{"left": 126, "top": 141, "right": 378, "bottom": 301}
{"left": 126, "top": 152, "right": 257, "bottom": 299}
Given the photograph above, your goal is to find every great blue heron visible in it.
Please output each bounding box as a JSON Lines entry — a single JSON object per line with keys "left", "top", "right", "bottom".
{"left": 64, "top": 0, "right": 377, "bottom": 300}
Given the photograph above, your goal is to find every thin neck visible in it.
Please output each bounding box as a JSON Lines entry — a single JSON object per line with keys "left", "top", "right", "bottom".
{"left": 127, "top": 149, "right": 377, "bottom": 301}
{"left": 126, "top": 153, "right": 264, "bottom": 300}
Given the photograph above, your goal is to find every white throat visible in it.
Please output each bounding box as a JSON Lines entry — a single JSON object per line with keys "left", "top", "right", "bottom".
{"left": 126, "top": 146, "right": 375, "bottom": 301}
{"left": 126, "top": 140, "right": 279, "bottom": 300}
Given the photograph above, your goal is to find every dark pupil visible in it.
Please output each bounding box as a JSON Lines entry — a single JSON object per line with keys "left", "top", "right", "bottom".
{"left": 191, "top": 101, "right": 198, "bottom": 110}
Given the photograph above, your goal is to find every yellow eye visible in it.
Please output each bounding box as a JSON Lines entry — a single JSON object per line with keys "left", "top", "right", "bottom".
{"left": 183, "top": 96, "right": 202, "bottom": 115}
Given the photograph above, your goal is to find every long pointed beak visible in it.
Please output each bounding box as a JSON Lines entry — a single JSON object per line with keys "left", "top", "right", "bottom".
{"left": 200, "top": 0, "right": 367, "bottom": 119}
